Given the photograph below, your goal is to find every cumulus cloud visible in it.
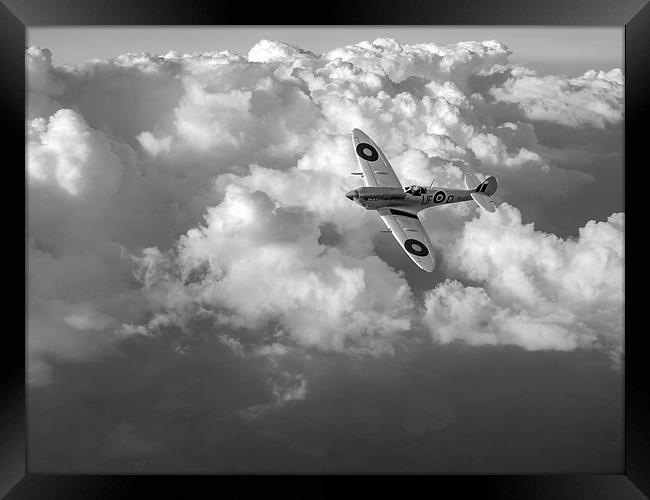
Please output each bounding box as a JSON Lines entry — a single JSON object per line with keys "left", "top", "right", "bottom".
{"left": 324, "top": 38, "right": 512, "bottom": 89}
{"left": 28, "top": 109, "right": 125, "bottom": 198}
{"left": 490, "top": 67, "right": 624, "bottom": 129}
{"left": 424, "top": 204, "right": 623, "bottom": 359}
{"left": 27, "top": 36, "right": 624, "bottom": 396}
{"left": 125, "top": 183, "right": 414, "bottom": 356}
{"left": 26, "top": 47, "right": 66, "bottom": 119}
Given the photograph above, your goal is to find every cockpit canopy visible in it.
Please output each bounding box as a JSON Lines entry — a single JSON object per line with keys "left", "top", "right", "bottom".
{"left": 404, "top": 185, "right": 427, "bottom": 196}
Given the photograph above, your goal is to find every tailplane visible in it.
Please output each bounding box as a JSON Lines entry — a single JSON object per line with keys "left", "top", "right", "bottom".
{"left": 470, "top": 192, "right": 496, "bottom": 213}
{"left": 464, "top": 173, "right": 498, "bottom": 212}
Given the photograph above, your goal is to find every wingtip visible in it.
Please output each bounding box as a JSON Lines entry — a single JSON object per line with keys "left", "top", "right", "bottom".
{"left": 417, "top": 258, "right": 436, "bottom": 273}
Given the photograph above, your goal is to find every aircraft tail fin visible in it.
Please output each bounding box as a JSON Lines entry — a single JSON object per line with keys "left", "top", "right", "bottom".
{"left": 463, "top": 172, "right": 480, "bottom": 190}
{"left": 464, "top": 173, "right": 498, "bottom": 212}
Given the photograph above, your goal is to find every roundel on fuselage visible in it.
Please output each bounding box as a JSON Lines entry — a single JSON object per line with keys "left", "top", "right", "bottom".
{"left": 404, "top": 238, "right": 429, "bottom": 257}
{"left": 356, "top": 143, "right": 379, "bottom": 162}
{"left": 433, "top": 191, "right": 446, "bottom": 203}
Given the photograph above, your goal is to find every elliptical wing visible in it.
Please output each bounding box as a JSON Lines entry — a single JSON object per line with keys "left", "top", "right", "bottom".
{"left": 377, "top": 207, "right": 435, "bottom": 272}
{"left": 352, "top": 129, "right": 403, "bottom": 189}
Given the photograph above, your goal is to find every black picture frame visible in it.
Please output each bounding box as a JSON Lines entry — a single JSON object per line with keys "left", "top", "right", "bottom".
{"left": 4, "top": 0, "right": 648, "bottom": 497}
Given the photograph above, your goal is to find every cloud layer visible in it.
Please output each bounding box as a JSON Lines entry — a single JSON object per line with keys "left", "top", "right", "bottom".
{"left": 27, "top": 37, "right": 624, "bottom": 395}
{"left": 425, "top": 204, "right": 623, "bottom": 358}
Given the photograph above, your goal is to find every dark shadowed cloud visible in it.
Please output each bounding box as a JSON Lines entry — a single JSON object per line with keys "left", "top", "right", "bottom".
{"left": 30, "top": 337, "right": 622, "bottom": 473}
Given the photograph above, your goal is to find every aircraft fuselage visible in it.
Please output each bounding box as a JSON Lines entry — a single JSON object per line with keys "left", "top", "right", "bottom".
{"left": 345, "top": 186, "right": 473, "bottom": 211}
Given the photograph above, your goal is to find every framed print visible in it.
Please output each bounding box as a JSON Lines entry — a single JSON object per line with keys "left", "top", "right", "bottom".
{"left": 3, "top": 0, "right": 649, "bottom": 497}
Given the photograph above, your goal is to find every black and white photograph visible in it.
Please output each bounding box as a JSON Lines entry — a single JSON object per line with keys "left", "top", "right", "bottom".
{"left": 26, "top": 26, "right": 625, "bottom": 474}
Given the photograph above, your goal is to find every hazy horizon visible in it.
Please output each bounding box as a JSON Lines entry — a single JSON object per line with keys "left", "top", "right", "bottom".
{"left": 29, "top": 26, "right": 623, "bottom": 77}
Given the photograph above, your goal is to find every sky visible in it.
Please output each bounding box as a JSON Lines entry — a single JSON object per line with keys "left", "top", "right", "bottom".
{"left": 27, "top": 28, "right": 624, "bottom": 473}
{"left": 28, "top": 26, "right": 623, "bottom": 76}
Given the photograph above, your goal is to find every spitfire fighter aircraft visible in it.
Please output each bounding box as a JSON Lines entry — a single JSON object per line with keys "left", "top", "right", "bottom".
{"left": 346, "top": 128, "right": 498, "bottom": 272}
